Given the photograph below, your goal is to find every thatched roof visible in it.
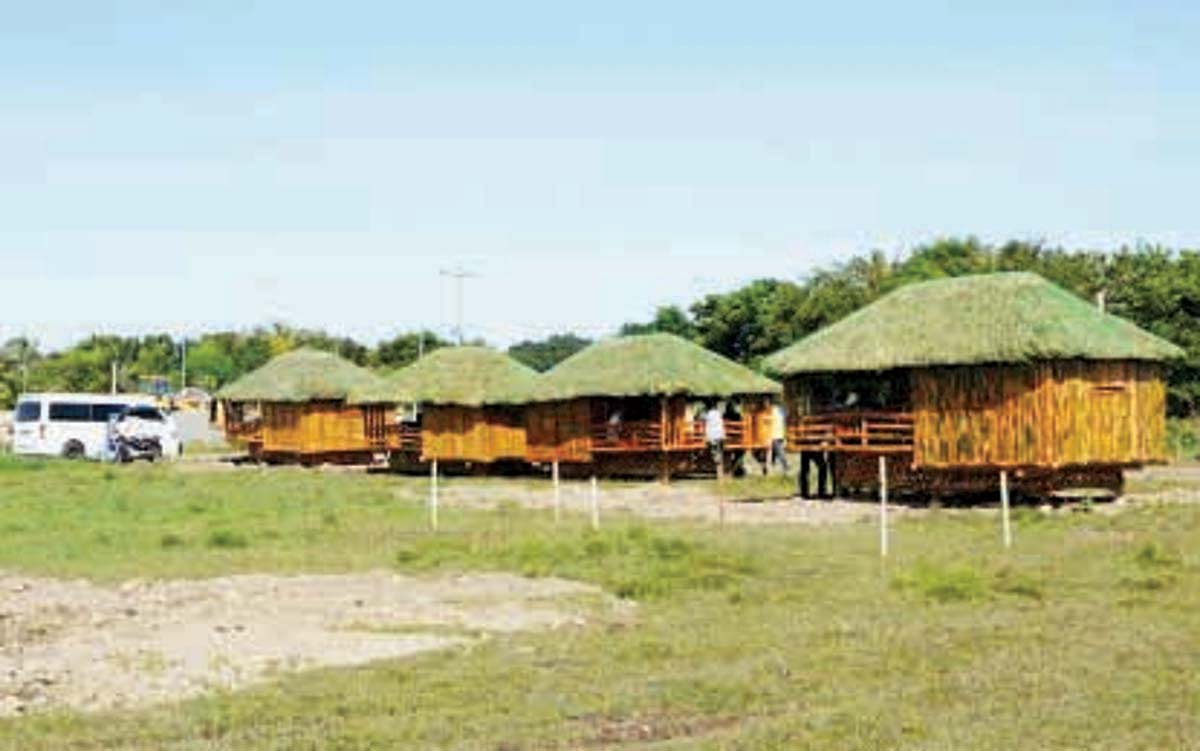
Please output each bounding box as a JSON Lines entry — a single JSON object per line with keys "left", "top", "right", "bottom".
{"left": 764, "top": 272, "right": 1184, "bottom": 376}
{"left": 349, "top": 346, "right": 541, "bottom": 406}
{"left": 216, "top": 348, "right": 385, "bottom": 403}
{"left": 539, "top": 333, "right": 781, "bottom": 401}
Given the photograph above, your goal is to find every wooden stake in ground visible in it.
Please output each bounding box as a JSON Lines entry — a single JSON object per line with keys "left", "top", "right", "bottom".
{"left": 552, "top": 460, "right": 561, "bottom": 524}
{"left": 878, "top": 455, "right": 889, "bottom": 557}
{"left": 589, "top": 475, "right": 600, "bottom": 530}
{"left": 1000, "top": 469, "right": 1012, "bottom": 549}
{"left": 429, "top": 459, "right": 439, "bottom": 532}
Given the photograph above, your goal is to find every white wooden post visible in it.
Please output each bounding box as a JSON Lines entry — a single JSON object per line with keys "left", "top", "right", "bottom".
{"left": 552, "top": 460, "right": 561, "bottom": 524}
{"left": 589, "top": 475, "right": 600, "bottom": 530}
{"left": 878, "top": 455, "right": 889, "bottom": 558}
{"left": 429, "top": 459, "right": 439, "bottom": 532}
{"left": 1000, "top": 469, "right": 1012, "bottom": 549}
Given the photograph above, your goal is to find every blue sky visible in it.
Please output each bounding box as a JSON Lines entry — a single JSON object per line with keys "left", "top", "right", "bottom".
{"left": 2, "top": 1, "right": 1198, "bottom": 349}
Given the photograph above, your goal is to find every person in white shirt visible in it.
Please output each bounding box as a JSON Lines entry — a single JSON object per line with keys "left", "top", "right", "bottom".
{"left": 770, "top": 401, "right": 789, "bottom": 472}
{"left": 704, "top": 403, "right": 726, "bottom": 478}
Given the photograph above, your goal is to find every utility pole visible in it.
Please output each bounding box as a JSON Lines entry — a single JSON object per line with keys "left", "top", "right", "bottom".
{"left": 439, "top": 267, "right": 478, "bottom": 346}
{"left": 19, "top": 340, "right": 30, "bottom": 393}
{"left": 180, "top": 337, "right": 187, "bottom": 390}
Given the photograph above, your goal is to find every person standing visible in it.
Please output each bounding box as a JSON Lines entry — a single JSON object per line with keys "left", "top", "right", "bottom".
{"left": 770, "top": 401, "right": 789, "bottom": 473}
{"left": 704, "top": 402, "right": 726, "bottom": 480}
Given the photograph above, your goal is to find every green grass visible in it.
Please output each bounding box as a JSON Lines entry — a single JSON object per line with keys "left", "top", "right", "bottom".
{"left": 0, "top": 454, "right": 1198, "bottom": 750}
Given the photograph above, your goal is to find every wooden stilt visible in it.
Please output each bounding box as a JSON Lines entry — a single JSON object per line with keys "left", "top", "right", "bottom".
{"left": 589, "top": 475, "right": 600, "bottom": 530}
{"left": 879, "top": 455, "right": 889, "bottom": 558}
{"left": 430, "top": 458, "right": 439, "bottom": 532}
{"left": 1000, "top": 469, "right": 1012, "bottom": 548}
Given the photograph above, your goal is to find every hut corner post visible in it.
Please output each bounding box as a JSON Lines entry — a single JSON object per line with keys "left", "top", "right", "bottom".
{"left": 429, "top": 458, "right": 439, "bottom": 532}
{"left": 879, "top": 455, "right": 889, "bottom": 558}
{"left": 1000, "top": 470, "right": 1012, "bottom": 549}
{"left": 590, "top": 475, "right": 600, "bottom": 530}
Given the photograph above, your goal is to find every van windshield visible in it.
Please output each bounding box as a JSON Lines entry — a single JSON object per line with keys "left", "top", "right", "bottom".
{"left": 15, "top": 402, "right": 40, "bottom": 422}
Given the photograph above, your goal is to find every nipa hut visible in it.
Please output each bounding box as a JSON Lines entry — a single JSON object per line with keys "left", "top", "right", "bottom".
{"left": 216, "top": 349, "right": 389, "bottom": 464}
{"left": 527, "top": 333, "right": 782, "bottom": 479}
{"left": 349, "top": 346, "right": 541, "bottom": 468}
{"left": 762, "top": 272, "right": 1183, "bottom": 497}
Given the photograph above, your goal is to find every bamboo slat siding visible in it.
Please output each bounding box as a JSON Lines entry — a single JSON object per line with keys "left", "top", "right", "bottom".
{"left": 422, "top": 406, "right": 528, "bottom": 463}
{"left": 525, "top": 400, "right": 595, "bottom": 463}
{"left": 260, "top": 401, "right": 375, "bottom": 456}
{"left": 912, "top": 361, "right": 1166, "bottom": 469}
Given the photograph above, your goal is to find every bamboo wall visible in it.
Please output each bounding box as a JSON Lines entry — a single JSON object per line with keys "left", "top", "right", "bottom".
{"left": 260, "top": 401, "right": 375, "bottom": 456}
{"left": 912, "top": 361, "right": 1167, "bottom": 469}
{"left": 524, "top": 400, "right": 593, "bottom": 463}
{"left": 422, "top": 405, "right": 529, "bottom": 463}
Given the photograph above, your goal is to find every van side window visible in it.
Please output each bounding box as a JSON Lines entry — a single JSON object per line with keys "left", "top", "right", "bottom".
{"left": 48, "top": 403, "right": 92, "bottom": 422}
{"left": 124, "top": 406, "right": 163, "bottom": 421}
{"left": 92, "top": 404, "right": 126, "bottom": 423}
{"left": 15, "top": 402, "right": 41, "bottom": 422}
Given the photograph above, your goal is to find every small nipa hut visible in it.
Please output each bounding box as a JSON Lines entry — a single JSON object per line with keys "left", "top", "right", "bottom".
{"left": 349, "top": 346, "right": 540, "bottom": 470}
{"left": 527, "top": 333, "right": 782, "bottom": 479}
{"left": 216, "top": 348, "right": 389, "bottom": 464}
{"left": 763, "top": 272, "right": 1183, "bottom": 498}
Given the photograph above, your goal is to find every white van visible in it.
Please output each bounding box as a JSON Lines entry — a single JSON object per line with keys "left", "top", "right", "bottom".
{"left": 11, "top": 393, "right": 182, "bottom": 461}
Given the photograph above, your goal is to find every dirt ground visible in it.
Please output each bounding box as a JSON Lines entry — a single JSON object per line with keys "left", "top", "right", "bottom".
{"left": 0, "top": 571, "right": 627, "bottom": 717}
{"left": 439, "top": 479, "right": 925, "bottom": 526}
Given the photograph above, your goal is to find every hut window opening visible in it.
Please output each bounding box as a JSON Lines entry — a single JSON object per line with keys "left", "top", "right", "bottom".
{"left": 804, "top": 371, "right": 911, "bottom": 414}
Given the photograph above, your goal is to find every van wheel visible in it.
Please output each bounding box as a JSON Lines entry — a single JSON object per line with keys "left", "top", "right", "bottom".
{"left": 62, "top": 441, "right": 86, "bottom": 460}
{"left": 147, "top": 445, "right": 163, "bottom": 463}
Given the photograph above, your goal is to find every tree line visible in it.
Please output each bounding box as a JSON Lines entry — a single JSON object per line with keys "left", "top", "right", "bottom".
{"left": 4, "top": 237, "right": 1200, "bottom": 415}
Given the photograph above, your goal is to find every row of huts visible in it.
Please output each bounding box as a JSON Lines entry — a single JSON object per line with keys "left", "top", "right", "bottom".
{"left": 220, "top": 333, "right": 779, "bottom": 480}
{"left": 217, "top": 273, "right": 1183, "bottom": 494}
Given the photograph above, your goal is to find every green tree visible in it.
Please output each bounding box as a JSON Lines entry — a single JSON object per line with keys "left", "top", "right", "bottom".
{"left": 372, "top": 331, "right": 450, "bottom": 370}
{"left": 0, "top": 338, "right": 40, "bottom": 408}
{"left": 619, "top": 305, "right": 697, "bottom": 340}
{"left": 507, "top": 333, "right": 592, "bottom": 372}
{"left": 690, "top": 280, "right": 807, "bottom": 363}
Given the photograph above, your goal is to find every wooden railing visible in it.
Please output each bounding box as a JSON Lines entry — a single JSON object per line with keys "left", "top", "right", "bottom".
{"left": 591, "top": 420, "right": 664, "bottom": 452}
{"left": 788, "top": 411, "right": 914, "bottom": 454}
{"left": 680, "top": 420, "right": 750, "bottom": 449}
{"left": 590, "top": 418, "right": 758, "bottom": 452}
{"left": 225, "top": 419, "right": 262, "bottom": 443}
{"left": 384, "top": 423, "right": 423, "bottom": 452}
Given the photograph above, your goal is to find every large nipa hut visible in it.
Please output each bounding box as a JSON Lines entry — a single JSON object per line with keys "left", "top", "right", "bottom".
{"left": 216, "top": 348, "right": 389, "bottom": 464}
{"left": 763, "top": 272, "right": 1183, "bottom": 498}
{"left": 527, "top": 333, "right": 782, "bottom": 479}
{"left": 349, "top": 346, "right": 541, "bottom": 469}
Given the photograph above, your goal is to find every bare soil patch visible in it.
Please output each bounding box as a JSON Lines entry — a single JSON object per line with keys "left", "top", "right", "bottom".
{"left": 440, "top": 480, "right": 923, "bottom": 526}
{"left": 0, "top": 571, "right": 625, "bottom": 717}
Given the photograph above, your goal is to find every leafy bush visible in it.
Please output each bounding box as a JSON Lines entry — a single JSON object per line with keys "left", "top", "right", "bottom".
{"left": 1134, "top": 541, "right": 1182, "bottom": 569}
{"left": 206, "top": 529, "right": 249, "bottom": 549}
{"left": 1166, "top": 418, "right": 1200, "bottom": 461}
